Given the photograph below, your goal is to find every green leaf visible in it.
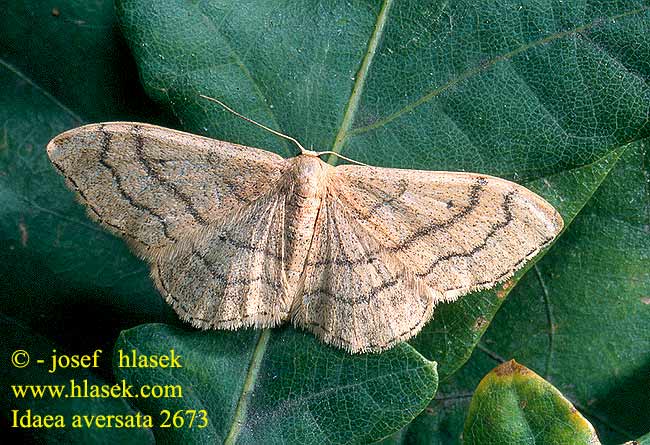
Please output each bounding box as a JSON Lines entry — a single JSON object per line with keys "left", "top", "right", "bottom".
{"left": 0, "top": 314, "right": 154, "bottom": 444}
{"left": 463, "top": 360, "right": 600, "bottom": 445}
{"left": 375, "top": 348, "right": 504, "bottom": 445}
{"left": 114, "top": 324, "right": 438, "bottom": 444}
{"left": 0, "top": 0, "right": 167, "bottom": 122}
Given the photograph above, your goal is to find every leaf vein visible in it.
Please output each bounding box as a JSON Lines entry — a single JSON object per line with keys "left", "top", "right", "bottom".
{"left": 349, "top": 5, "right": 650, "bottom": 137}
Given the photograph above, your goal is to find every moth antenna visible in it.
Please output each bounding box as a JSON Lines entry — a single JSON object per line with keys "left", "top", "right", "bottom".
{"left": 199, "top": 94, "right": 367, "bottom": 166}
{"left": 315, "top": 151, "right": 368, "bottom": 166}
{"left": 199, "top": 94, "right": 310, "bottom": 156}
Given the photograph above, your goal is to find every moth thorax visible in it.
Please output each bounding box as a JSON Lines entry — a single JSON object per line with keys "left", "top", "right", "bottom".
{"left": 291, "top": 155, "right": 330, "bottom": 199}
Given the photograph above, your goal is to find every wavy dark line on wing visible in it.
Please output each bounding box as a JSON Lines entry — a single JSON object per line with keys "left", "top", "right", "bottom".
{"left": 98, "top": 125, "right": 175, "bottom": 242}
{"left": 132, "top": 125, "right": 209, "bottom": 226}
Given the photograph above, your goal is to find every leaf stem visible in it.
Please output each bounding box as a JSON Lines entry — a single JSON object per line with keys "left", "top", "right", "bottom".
{"left": 224, "top": 329, "right": 271, "bottom": 445}
{"left": 535, "top": 265, "right": 555, "bottom": 379}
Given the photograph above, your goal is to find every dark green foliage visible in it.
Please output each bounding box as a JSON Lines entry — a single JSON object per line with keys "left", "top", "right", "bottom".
{"left": 1, "top": 1, "right": 648, "bottom": 443}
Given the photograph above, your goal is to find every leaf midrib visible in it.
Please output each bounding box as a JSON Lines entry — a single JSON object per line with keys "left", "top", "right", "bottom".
{"left": 223, "top": 329, "right": 271, "bottom": 445}
{"left": 327, "top": 0, "right": 394, "bottom": 164}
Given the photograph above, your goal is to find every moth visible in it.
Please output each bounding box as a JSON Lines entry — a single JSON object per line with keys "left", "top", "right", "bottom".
{"left": 46, "top": 102, "right": 563, "bottom": 353}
